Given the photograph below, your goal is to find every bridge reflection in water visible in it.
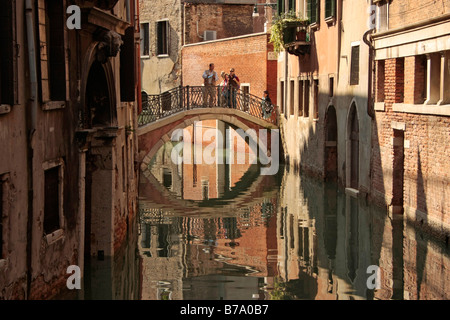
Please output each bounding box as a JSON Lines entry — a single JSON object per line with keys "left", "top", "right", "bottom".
{"left": 137, "top": 126, "right": 450, "bottom": 300}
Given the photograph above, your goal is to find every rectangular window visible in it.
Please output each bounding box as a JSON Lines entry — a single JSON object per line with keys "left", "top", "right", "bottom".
{"left": 376, "top": 60, "right": 385, "bottom": 102}
{"left": 122, "top": 145, "right": 126, "bottom": 192}
{"left": 329, "top": 76, "right": 334, "bottom": 97}
{"left": 44, "top": 0, "right": 66, "bottom": 102}
{"left": 0, "top": 0, "right": 16, "bottom": 106}
{"left": 298, "top": 80, "right": 304, "bottom": 117}
{"left": 313, "top": 79, "right": 319, "bottom": 119}
{"left": 140, "top": 22, "right": 149, "bottom": 56}
{"left": 288, "top": 0, "right": 296, "bottom": 12}
{"left": 280, "top": 80, "right": 285, "bottom": 114}
{"left": 157, "top": 20, "right": 169, "bottom": 55}
{"left": 289, "top": 80, "right": 295, "bottom": 116}
{"left": 277, "top": 0, "right": 285, "bottom": 15}
{"left": 44, "top": 166, "right": 61, "bottom": 234}
{"left": 0, "top": 179, "right": 3, "bottom": 259}
{"left": 307, "top": 0, "right": 319, "bottom": 25}
{"left": 202, "top": 180, "right": 209, "bottom": 200}
{"left": 350, "top": 45, "right": 360, "bottom": 85}
{"left": 325, "top": 0, "right": 336, "bottom": 19}
{"left": 304, "top": 80, "right": 310, "bottom": 117}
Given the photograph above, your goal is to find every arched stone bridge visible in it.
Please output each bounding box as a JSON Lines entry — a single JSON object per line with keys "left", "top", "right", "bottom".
{"left": 137, "top": 86, "right": 279, "bottom": 169}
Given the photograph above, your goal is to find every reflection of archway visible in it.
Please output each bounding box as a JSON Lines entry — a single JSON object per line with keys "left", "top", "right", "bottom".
{"left": 346, "top": 103, "right": 359, "bottom": 190}
{"left": 324, "top": 105, "right": 338, "bottom": 182}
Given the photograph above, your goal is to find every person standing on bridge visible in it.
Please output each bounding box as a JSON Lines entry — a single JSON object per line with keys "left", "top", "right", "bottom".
{"left": 202, "top": 63, "right": 219, "bottom": 108}
{"left": 261, "top": 90, "right": 273, "bottom": 119}
{"left": 229, "top": 68, "right": 240, "bottom": 109}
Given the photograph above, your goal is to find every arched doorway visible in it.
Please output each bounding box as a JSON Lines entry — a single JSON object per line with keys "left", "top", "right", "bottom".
{"left": 84, "top": 58, "right": 117, "bottom": 262}
{"left": 347, "top": 103, "right": 359, "bottom": 190}
{"left": 85, "top": 60, "right": 115, "bottom": 128}
{"left": 324, "top": 106, "right": 338, "bottom": 181}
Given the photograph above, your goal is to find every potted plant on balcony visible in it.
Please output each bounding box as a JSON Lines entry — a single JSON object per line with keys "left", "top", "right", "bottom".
{"left": 269, "top": 10, "right": 309, "bottom": 53}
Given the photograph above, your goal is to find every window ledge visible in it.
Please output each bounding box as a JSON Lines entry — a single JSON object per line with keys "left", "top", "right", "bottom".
{"left": 43, "top": 101, "right": 66, "bottom": 111}
{"left": 45, "top": 229, "right": 65, "bottom": 245}
{"left": 392, "top": 103, "right": 450, "bottom": 116}
{"left": 325, "top": 16, "right": 336, "bottom": 25}
{"left": 157, "top": 54, "right": 169, "bottom": 58}
{"left": 345, "top": 187, "right": 359, "bottom": 198}
{"left": 0, "top": 104, "right": 12, "bottom": 115}
{"left": 374, "top": 102, "right": 385, "bottom": 111}
{"left": 140, "top": 55, "right": 150, "bottom": 59}
{"left": 309, "top": 22, "right": 319, "bottom": 31}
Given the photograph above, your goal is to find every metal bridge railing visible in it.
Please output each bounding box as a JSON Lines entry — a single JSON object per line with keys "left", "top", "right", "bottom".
{"left": 138, "top": 86, "right": 279, "bottom": 127}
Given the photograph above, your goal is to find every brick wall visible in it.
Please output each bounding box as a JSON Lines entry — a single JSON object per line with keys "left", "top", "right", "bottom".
{"left": 389, "top": 0, "right": 450, "bottom": 30}
{"left": 371, "top": 57, "right": 450, "bottom": 239}
{"left": 182, "top": 33, "right": 277, "bottom": 102}
{"left": 404, "top": 55, "right": 426, "bottom": 105}
{"left": 184, "top": 3, "right": 256, "bottom": 44}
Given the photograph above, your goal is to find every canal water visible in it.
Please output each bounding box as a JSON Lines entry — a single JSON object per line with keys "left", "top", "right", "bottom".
{"left": 75, "top": 124, "right": 450, "bottom": 300}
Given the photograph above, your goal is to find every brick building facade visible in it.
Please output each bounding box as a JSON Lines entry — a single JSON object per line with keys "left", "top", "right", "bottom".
{"left": 139, "top": 0, "right": 268, "bottom": 95}
{"left": 182, "top": 32, "right": 278, "bottom": 101}
{"left": 371, "top": 0, "right": 450, "bottom": 239}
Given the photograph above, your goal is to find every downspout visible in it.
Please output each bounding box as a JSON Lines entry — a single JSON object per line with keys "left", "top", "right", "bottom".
{"left": 363, "top": 27, "right": 375, "bottom": 119}
{"left": 25, "top": 0, "right": 37, "bottom": 298}
{"left": 336, "top": 0, "right": 342, "bottom": 88}
{"left": 363, "top": 0, "right": 375, "bottom": 119}
{"left": 135, "top": 0, "right": 142, "bottom": 114}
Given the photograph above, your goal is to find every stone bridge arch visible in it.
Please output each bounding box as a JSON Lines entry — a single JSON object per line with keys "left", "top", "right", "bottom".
{"left": 137, "top": 108, "right": 279, "bottom": 171}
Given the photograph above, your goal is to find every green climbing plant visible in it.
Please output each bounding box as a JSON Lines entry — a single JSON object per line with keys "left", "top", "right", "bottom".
{"left": 269, "top": 10, "right": 309, "bottom": 53}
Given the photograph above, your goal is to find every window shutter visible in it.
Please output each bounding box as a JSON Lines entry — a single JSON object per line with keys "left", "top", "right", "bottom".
{"left": 308, "top": 0, "right": 319, "bottom": 24}
{"left": 0, "top": 0, "right": 15, "bottom": 105}
{"left": 288, "top": 0, "right": 295, "bottom": 12}
{"left": 278, "top": 0, "right": 284, "bottom": 15}
{"left": 120, "top": 27, "right": 135, "bottom": 102}
{"left": 325, "top": 0, "right": 336, "bottom": 18}
{"left": 37, "top": 0, "right": 50, "bottom": 102}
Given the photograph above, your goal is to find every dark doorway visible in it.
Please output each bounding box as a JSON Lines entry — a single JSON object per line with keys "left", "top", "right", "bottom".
{"left": 349, "top": 104, "right": 359, "bottom": 189}
{"left": 325, "top": 106, "right": 338, "bottom": 181}
{"left": 392, "top": 129, "right": 405, "bottom": 214}
{"left": 86, "top": 61, "right": 112, "bottom": 127}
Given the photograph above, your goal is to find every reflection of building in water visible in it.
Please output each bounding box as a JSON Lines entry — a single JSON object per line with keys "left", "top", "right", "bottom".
{"left": 276, "top": 169, "right": 375, "bottom": 300}
{"left": 148, "top": 120, "right": 255, "bottom": 201}
{"left": 138, "top": 196, "right": 279, "bottom": 299}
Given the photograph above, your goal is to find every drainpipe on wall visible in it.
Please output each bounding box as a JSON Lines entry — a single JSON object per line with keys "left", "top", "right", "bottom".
{"left": 363, "top": 28, "right": 375, "bottom": 119}
{"left": 363, "top": 0, "right": 376, "bottom": 120}
{"left": 25, "top": 0, "right": 38, "bottom": 299}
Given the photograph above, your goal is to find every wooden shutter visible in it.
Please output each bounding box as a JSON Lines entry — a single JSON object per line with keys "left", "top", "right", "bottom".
{"left": 308, "top": 0, "right": 319, "bottom": 24}
{"left": 325, "top": 0, "right": 336, "bottom": 18}
{"left": 278, "top": 0, "right": 285, "bottom": 15}
{"left": 0, "top": 0, "right": 15, "bottom": 105}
